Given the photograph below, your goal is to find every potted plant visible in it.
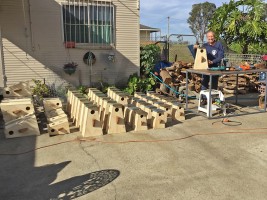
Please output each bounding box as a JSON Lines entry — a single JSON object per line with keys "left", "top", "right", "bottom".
{"left": 63, "top": 62, "right": 78, "bottom": 75}
{"left": 32, "top": 79, "right": 52, "bottom": 105}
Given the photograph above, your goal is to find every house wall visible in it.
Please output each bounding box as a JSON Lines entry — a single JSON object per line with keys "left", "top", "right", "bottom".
{"left": 140, "top": 31, "right": 150, "bottom": 42}
{"left": 0, "top": 0, "right": 140, "bottom": 87}
{"left": 0, "top": 26, "right": 4, "bottom": 87}
{"left": 140, "top": 30, "right": 160, "bottom": 46}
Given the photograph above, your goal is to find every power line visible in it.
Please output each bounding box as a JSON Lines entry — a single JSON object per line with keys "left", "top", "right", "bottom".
{"left": 169, "top": 17, "right": 187, "bottom": 21}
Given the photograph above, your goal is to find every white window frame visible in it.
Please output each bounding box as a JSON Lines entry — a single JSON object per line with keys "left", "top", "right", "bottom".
{"left": 61, "top": 0, "right": 115, "bottom": 49}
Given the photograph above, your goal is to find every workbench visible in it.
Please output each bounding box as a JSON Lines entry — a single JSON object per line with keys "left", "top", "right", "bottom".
{"left": 185, "top": 68, "right": 267, "bottom": 118}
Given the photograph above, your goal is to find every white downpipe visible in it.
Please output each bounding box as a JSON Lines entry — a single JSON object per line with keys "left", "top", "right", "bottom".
{"left": 27, "top": 0, "right": 35, "bottom": 51}
{"left": 0, "top": 26, "right": 6, "bottom": 87}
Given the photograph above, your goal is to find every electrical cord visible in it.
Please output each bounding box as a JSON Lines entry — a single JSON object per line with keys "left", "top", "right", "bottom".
{"left": 211, "top": 103, "right": 249, "bottom": 126}
{"left": 0, "top": 139, "right": 80, "bottom": 156}
{"left": 212, "top": 118, "right": 242, "bottom": 126}
{"left": 0, "top": 128, "right": 267, "bottom": 156}
{"left": 221, "top": 118, "right": 242, "bottom": 126}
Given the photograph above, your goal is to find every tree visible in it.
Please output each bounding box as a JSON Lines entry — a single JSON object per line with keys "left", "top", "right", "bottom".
{"left": 264, "top": 3, "right": 267, "bottom": 21}
{"left": 140, "top": 44, "right": 161, "bottom": 77}
{"left": 187, "top": 2, "right": 216, "bottom": 44}
{"left": 209, "top": 0, "right": 267, "bottom": 54}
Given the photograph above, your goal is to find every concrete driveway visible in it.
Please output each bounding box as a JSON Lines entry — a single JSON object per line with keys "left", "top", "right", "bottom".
{"left": 0, "top": 112, "right": 267, "bottom": 200}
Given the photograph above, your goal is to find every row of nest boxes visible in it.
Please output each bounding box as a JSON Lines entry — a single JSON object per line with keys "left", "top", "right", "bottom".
{"left": 43, "top": 98, "right": 70, "bottom": 136}
{"left": 0, "top": 98, "right": 40, "bottom": 138}
{"left": 88, "top": 88, "right": 158, "bottom": 130}
{"left": 67, "top": 87, "right": 185, "bottom": 137}
{"left": 92, "top": 87, "right": 185, "bottom": 129}
{"left": 106, "top": 87, "right": 185, "bottom": 122}
{"left": 67, "top": 89, "right": 125, "bottom": 136}
{"left": 112, "top": 91, "right": 185, "bottom": 129}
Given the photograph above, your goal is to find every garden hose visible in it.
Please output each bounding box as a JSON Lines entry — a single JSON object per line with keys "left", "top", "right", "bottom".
{"left": 150, "top": 72, "right": 195, "bottom": 98}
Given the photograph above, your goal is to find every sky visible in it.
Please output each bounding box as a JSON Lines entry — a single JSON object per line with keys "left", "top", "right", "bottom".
{"left": 140, "top": 0, "right": 266, "bottom": 39}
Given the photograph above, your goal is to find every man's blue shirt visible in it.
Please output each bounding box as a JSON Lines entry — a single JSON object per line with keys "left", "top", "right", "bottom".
{"left": 203, "top": 41, "right": 224, "bottom": 67}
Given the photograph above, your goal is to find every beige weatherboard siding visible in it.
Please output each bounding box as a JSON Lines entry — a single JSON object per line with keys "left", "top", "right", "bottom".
{"left": 0, "top": 26, "right": 5, "bottom": 87}
{"left": 0, "top": 0, "right": 140, "bottom": 87}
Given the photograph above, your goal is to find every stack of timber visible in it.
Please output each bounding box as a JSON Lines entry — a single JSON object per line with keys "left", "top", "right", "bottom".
{"left": 156, "top": 61, "right": 192, "bottom": 96}
{"left": 187, "top": 73, "right": 202, "bottom": 93}
{"left": 219, "top": 74, "right": 260, "bottom": 94}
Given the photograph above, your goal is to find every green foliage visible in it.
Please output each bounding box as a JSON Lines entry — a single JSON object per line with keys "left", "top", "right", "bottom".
{"left": 98, "top": 82, "right": 110, "bottom": 94}
{"left": 187, "top": 2, "right": 216, "bottom": 43}
{"left": 248, "top": 43, "right": 267, "bottom": 54}
{"left": 140, "top": 44, "right": 161, "bottom": 76}
{"left": 123, "top": 73, "right": 140, "bottom": 95}
{"left": 32, "top": 79, "right": 51, "bottom": 99}
{"left": 49, "top": 83, "right": 68, "bottom": 100}
{"left": 228, "top": 43, "right": 243, "bottom": 53}
{"left": 229, "top": 42, "right": 267, "bottom": 54}
{"left": 140, "top": 75, "right": 155, "bottom": 92}
{"left": 77, "top": 85, "right": 87, "bottom": 94}
{"left": 209, "top": 0, "right": 267, "bottom": 54}
{"left": 123, "top": 73, "right": 156, "bottom": 95}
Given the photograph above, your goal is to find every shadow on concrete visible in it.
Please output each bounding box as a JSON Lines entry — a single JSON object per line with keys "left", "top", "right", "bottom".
{"left": 184, "top": 111, "right": 199, "bottom": 120}
{"left": 48, "top": 169, "right": 120, "bottom": 200}
{"left": 225, "top": 93, "right": 259, "bottom": 107}
{"left": 0, "top": 124, "right": 119, "bottom": 200}
{"left": 0, "top": 151, "right": 120, "bottom": 200}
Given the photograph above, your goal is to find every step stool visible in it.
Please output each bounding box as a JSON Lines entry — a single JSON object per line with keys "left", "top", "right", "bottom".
{"left": 198, "top": 90, "right": 224, "bottom": 117}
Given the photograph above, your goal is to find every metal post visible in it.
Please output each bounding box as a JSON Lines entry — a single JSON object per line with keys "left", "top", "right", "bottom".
{"left": 167, "top": 16, "right": 170, "bottom": 40}
{"left": 167, "top": 33, "right": 170, "bottom": 62}
{"left": 89, "top": 52, "right": 93, "bottom": 86}
{"left": 186, "top": 71, "right": 188, "bottom": 109}
{"left": 208, "top": 74, "right": 212, "bottom": 118}
{"left": 264, "top": 72, "right": 267, "bottom": 111}
{"left": 166, "top": 34, "right": 170, "bottom": 62}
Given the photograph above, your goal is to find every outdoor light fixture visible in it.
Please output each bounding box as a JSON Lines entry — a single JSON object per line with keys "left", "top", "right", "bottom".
{"left": 108, "top": 52, "right": 115, "bottom": 62}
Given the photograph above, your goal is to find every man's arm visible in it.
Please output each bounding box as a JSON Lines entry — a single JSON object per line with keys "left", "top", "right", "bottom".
{"left": 211, "top": 42, "right": 224, "bottom": 64}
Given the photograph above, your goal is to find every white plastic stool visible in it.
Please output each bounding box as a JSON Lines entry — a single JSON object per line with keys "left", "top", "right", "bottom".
{"left": 198, "top": 90, "right": 225, "bottom": 117}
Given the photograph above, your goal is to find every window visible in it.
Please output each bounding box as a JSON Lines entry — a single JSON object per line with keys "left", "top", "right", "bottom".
{"left": 62, "top": 1, "right": 114, "bottom": 46}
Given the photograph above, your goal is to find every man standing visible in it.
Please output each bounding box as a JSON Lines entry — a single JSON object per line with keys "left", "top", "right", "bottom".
{"left": 197, "top": 30, "right": 225, "bottom": 90}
